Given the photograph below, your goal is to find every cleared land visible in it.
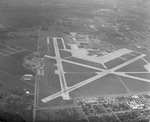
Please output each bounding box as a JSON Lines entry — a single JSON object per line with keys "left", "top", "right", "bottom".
{"left": 65, "top": 72, "right": 97, "bottom": 87}
{"left": 116, "top": 59, "right": 148, "bottom": 72}
{"left": 0, "top": 71, "right": 34, "bottom": 93}
{"left": 119, "top": 76, "right": 150, "bottom": 92}
{"left": 104, "top": 58, "right": 126, "bottom": 69}
{"left": 47, "top": 37, "right": 56, "bottom": 57}
{"left": 0, "top": 50, "right": 34, "bottom": 79}
{"left": 62, "top": 61, "right": 100, "bottom": 72}
{"left": 37, "top": 57, "right": 61, "bottom": 107}
{"left": 59, "top": 50, "right": 72, "bottom": 58}
{"left": 69, "top": 74, "right": 128, "bottom": 99}
{"left": 66, "top": 57, "right": 105, "bottom": 69}
{"left": 130, "top": 51, "right": 141, "bottom": 56}
{"left": 40, "top": 57, "right": 60, "bottom": 94}
{"left": 57, "top": 38, "right": 64, "bottom": 49}
{"left": 121, "top": 54, "right": 135, "bottom": 60}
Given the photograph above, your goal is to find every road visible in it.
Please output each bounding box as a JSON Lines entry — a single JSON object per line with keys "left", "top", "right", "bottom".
{"left": 33, "top": 25, "right": 42, "bottom": 122}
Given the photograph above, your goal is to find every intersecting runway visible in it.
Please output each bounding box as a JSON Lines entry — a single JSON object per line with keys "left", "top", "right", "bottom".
{"left": 41, "top": 37, "right": 149, "bottom": 103}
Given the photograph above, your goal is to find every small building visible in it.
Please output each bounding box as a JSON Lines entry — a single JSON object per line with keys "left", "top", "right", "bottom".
{"left": 22, "top": 74, "right": 34, "bottom": 81}
{"left": 131, "top": 95, "right": 140, "bottom": 99}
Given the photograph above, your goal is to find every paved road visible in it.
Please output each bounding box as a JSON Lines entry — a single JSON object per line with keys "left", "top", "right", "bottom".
{"left": 33, "top": 25, "right": 42, "bottom": 122}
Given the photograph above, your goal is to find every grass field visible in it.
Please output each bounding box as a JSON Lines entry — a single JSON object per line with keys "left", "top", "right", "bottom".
{"left": 119, "top": 76, "right": 150, "bottom": 92}
{"left": 130, "top": 51, "right": 141, "bottom": 56}
{"left": 65, "top": 72, "right": 96, "bottom": 87}
{"left": 116, "top": 59, "right": 148, "bottom": 72}
{"left": 121, "top": 54, "right": 135, "bottom": 60}
{"left": 104, "top": 58, "right": 126, "bottom": 69}
{"left": 69, "top": 74, "right": 128, "bottom": 99}
{"left": 62, "top": 61, "right": 100, "bottom": 72}
{"left": 66, "top": 57, "right": 105, "bottom": 69}
{"left": 57, "top": 39, "right": 64, "bottom": 49}
{"left": 0, "top": 70, "right": 34, "bottom": 93}
{"left": 59, "top": 50, "right": 72, "bottom": 58}
{"left": 0, "top": 50, "right": 34, "bottom": 79}
{"left": 48, "top": 38, "right": 56, "bottom": 57}
{"left": 7, "top": 35, "right": 38, "bottom": 52}
{"left": 42, "top": 58, "right": 60, "bottom": 94}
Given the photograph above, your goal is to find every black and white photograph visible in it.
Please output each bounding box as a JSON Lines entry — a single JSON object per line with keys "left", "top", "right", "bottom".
{"left": 0, "top": 0, "right": 150, "bottom": 122}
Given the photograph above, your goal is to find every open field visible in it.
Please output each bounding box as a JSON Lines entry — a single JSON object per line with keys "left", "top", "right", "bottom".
{"left": 59, "top": 50, "right": 72, "bottom": 58}
{"left": 47, "top": 38, "right": 56, "bottom": 57}
{"left": 130, "top": 51, "right": 141, "bottom": 56}
{"left": 38, "top": 57, "right": 61, "bottom": 101}
{"left": 119, "top": 76, "right": 150, "bottom": 92}
{"left": 121, "top": 54, "right": 135, "bottom": 60}
{"left": 0, "top": 71, "right": 34, "bottom": 94}
{"left": 69, "top": 74, "right": 128, "bottom": 99}
{"left": 116, "top": 59, "right": 148, "bottom": 72}
{"left": 62, "top": 61, "right": 100, "bottom": 73}
{"left": 66, "top": 57, "right": 105, "bottom": 69}
{"left": 65, "top": 72, "right": 96, "bottom": 87}
{"left": 57, "top": 38, "right": 64, "bottom": 49}
{"left": 0, "top": 50, "right": 35, "bottom": 79}
{"left": 104, "top": 58, "right": 126, "bottom": 69}
{"left": 6, "top": 31, "right": 38, "bottom": 52}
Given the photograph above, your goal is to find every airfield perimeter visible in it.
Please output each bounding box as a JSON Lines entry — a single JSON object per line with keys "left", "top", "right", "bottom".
{"left": 34, "top": 34, "right": 150, "bottom": 121}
